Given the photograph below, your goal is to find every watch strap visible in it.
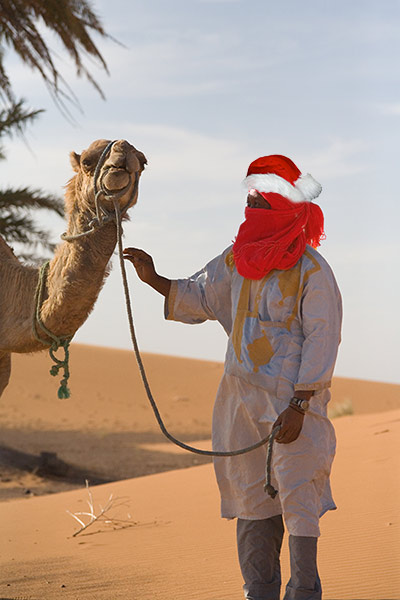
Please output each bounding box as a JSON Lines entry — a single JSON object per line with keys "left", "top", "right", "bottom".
{"left": 290, "top": 396, "right": 309, "bottom": 413}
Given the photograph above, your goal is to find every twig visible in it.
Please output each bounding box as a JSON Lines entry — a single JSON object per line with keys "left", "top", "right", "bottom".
{"left": 67, "top": 480, "right": 135, "bottom": 537}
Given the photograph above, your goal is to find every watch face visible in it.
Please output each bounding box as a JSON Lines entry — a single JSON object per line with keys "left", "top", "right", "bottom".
{"left": 292, "top": 397, "right": 309, "bottom": 411}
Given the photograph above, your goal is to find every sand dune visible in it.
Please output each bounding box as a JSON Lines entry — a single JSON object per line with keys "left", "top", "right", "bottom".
{"left": 0, "top": 344, "right": 399, "bottom": 599}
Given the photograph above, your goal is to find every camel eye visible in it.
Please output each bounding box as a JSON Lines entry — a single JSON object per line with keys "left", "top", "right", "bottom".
{"left": 82, "top": 158, "right": 92, "bottom": 169}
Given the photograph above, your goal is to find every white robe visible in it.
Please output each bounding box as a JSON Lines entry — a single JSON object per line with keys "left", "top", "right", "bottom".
{"left": 165, "top": 245, "right": 342, "bottom": 536}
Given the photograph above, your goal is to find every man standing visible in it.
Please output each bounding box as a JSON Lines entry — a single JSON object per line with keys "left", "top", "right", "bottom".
{"left": 123, "top": 155, "right": 342, "bottom": 600}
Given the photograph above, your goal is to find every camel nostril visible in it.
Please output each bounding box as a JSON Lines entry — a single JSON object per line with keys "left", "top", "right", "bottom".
{"left": 105, "top": 152, "right": 126, "bottom": 170}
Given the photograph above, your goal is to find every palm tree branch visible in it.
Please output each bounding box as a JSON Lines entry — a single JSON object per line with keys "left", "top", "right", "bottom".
{"left": 0, "top": 187, "right": 64, "bottom": 216}
{"left": 0, "top": 100, "right": 43, "bottom": 138}
{"left": 0, "top": 0, "right": 110, "bottom": 104}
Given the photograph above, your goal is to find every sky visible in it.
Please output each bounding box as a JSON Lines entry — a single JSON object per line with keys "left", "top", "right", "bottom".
{"left": 2, "top": 0, "right": 400, "bottom": 384}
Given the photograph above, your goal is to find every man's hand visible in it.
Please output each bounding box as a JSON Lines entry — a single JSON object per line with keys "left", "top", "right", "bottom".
{"left": 273, "top": 406, "right": 304, "bottom": 444}
{"left": 123, "top": 248, "right": 157, "bottom": 284}
{"left": 123, "top": 247, "right": 171, "bottom": 297}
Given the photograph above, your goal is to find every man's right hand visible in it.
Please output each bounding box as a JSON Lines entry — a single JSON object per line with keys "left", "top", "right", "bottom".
{"left": 123, "top": 248, "right": 157, "bottom": 284}
{"left": 123, "top": 247, "right": 171, "bottom": 297}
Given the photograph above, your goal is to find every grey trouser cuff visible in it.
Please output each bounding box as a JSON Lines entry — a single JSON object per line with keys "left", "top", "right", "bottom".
{"left": 237, "top": 515, "right": 284, "bottom": 600}
{"left": 283, "top": 535, "right": 321, "bottom": 600}
{"left": 243, "top": 581, "right": 281, "bottom": 600}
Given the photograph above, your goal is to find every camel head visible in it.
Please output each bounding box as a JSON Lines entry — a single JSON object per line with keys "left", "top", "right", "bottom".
{"left": 67, "top": 139, "right": 147, "bottom": 218}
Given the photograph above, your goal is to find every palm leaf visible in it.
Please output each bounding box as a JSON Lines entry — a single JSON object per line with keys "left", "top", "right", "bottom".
{"left": 0, "top": 188, "right": 64, "bottom": 216}
{"left": 0, "top": 0, "right": 110, "bottom": 105}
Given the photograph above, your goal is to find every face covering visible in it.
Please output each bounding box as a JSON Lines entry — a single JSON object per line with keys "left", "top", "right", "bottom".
{"left": 232, "top": 192, "right": 325, "bottom": 280}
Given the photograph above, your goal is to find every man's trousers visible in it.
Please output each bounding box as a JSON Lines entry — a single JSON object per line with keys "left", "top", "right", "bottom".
{"left": 237, "top": 516, "right": 322, "bottom": 600}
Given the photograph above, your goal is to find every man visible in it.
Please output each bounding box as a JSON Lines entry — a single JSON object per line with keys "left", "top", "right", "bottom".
{"left": 123, "top": 155, "right": 342, "bottom": 600}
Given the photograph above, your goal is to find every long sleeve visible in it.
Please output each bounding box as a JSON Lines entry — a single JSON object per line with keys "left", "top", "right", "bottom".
{"left": 164, "top": 247, "right": 233, "bottom": 335}
{"left": 294, "top": 260, "right": 342, "bottom": 392}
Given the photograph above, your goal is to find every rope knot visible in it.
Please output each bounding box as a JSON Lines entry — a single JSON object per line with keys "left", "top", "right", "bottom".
{"left": 263, "top": 424, "right": 281, "bottom": 498}
{"left": 57, "top": 378, "right": 71, "bottom": 400}
{"left": 264, "top": 483, "right": 279, "bottom": 499}
{"left": 48, "top": 339, "right": 71, "bottom": 398}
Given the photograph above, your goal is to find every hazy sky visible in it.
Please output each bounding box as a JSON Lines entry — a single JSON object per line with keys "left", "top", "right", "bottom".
{"left": 3, "top": 0, "right": 400, "bottom": 384}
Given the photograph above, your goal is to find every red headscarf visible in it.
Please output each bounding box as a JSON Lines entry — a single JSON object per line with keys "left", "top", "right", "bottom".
{"left": 232, "top": 192, "right": 325, "bottom": 280}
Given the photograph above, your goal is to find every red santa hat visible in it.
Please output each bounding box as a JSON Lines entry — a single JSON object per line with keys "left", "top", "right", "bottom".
{"left": 243, "top": 155, "right": 322, "bottom": 203}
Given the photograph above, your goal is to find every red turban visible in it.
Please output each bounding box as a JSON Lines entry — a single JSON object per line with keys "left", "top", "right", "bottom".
{"left": 232, "top": 156, "right": 325, "bottom": 280}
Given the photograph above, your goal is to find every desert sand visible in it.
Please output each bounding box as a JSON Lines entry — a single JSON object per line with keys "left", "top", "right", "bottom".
{"left": 0, "top": 343, "right": 399, "bottom": 599}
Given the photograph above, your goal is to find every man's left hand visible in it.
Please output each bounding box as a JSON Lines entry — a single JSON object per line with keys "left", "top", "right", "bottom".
{"left": 273, "top": 407, "right": 304, "bottom": 444}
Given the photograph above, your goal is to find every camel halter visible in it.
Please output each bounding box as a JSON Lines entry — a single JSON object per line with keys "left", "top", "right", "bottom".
{"left": 61, "top": 140, "right": 139, "bottom": 242}
{"left": 35, "top": 140, "right": 281, "bottom": 498}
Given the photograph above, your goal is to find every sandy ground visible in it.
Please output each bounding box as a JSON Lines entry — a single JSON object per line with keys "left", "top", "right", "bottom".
{"left": 0, "top": 344, "right": 399, "bottom": 599}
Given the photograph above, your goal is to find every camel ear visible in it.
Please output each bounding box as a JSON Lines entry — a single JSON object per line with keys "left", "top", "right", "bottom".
{"left": 136, "top": 151, "right": 147, "bottom": 170}
{"left": 70, "top": 151, "right": 81, "bottom": 172}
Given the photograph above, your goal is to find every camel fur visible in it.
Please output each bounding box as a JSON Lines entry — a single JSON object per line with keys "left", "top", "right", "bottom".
{"left": 0, "top": 138, "right": 146, "bottom": 398}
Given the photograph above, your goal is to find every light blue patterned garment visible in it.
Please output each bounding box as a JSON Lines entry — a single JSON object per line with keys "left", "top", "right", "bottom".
{"left": 165, "top": 245, "right": 342, "bottom": 536}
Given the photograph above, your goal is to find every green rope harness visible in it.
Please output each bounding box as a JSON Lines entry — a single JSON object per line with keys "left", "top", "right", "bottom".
{"left": 32, "top": 261, "right": 73, "bottom": 399}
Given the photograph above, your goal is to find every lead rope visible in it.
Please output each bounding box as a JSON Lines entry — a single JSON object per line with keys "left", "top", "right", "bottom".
{"left": 34, "top": 137, "right": 279, "bottom": 496}
{"left": 112, "top": 198, "right": 280, "bottom": 496}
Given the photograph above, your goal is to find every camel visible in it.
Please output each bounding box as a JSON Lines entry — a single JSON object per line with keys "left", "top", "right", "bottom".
{"left": 0, "top": 138, "right": 146, "bottom": 398}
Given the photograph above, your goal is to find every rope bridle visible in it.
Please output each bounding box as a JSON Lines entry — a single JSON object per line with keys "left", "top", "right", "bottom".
{"left": 61, "top": 140, "right": 140, "bottom": 242}
{"left": 34, "top": 140, "right": 280, "bottom": 498}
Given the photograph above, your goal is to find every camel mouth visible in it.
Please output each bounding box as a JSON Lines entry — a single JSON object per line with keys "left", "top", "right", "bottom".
{"left": 101, "top": 167, "right": 131, "bottom": 192}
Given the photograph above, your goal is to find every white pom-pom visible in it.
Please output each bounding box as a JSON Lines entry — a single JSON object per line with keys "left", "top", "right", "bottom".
{"left": 295, "top": 173, "right": 322, "bottom": 201}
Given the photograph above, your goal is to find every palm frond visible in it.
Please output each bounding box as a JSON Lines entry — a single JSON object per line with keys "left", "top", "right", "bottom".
{"left": 0, "top": 96, "right": 64, "bottom": 261}
{"left": 0, "top": 212, "right": 52, "bottom": 244}
{"left": 0, "top": 99, "right": 43, "bottom": 141}
{"left": 0, "top": 187, "right": 64, "bottom": 216}
{"left": 0, "top": 0, "right": 110, "bottom": 106}
{"left": 0, "top": 187, "right": 64, "bottom": 261}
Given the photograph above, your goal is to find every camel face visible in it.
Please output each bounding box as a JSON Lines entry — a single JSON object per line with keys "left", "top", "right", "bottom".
{"left": 69, "top": 139, "right": 147, "bottom": 215}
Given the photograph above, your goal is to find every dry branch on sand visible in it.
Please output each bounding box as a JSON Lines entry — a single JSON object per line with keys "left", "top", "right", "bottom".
{"left": 67, "top": 480, "right": 135, "bottom": 537}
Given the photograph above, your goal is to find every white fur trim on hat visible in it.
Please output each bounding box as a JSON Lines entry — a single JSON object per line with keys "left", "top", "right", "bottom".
{"left": 296, "top": 173, "right": 322, "bottom": 201}
{"left": 243, "top": 172, "right": 322, "bottom": 203}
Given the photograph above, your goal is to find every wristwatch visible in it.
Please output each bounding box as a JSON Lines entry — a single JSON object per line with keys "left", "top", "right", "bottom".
{"left": 290, "top": 397, "right": 310, "bottom": 412}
